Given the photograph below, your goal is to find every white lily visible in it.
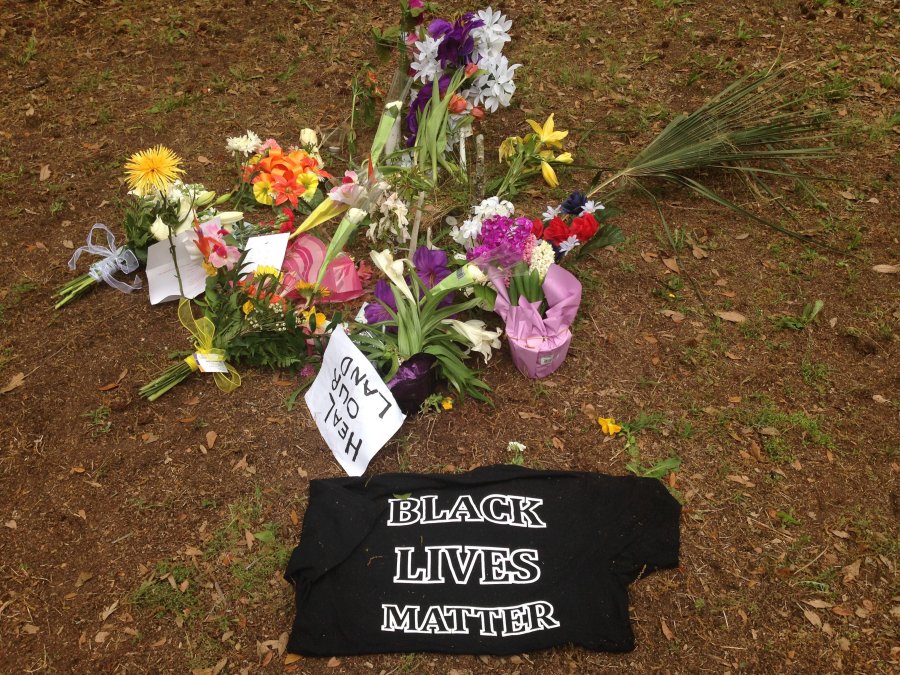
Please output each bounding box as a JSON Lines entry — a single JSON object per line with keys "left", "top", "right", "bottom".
{"left": 370, "top": 249, "right": 414, "bottom": 302}
{"left": 443, "top": 318, "right": 502, "bottom": 363}
{"left": 195, "top": 190, "right": 216, "bottom": 208}
{"left": 211, "top": 211, "right": 244, "bottom": 226}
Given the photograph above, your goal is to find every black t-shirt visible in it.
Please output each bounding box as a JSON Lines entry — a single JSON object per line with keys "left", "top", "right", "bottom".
{"left": 284, "top": 465, "right": 680, "bottom": 656}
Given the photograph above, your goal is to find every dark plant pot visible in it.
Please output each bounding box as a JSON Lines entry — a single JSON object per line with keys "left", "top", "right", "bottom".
{"left": 388, "top": 353, "right": 437, "bottom": 415}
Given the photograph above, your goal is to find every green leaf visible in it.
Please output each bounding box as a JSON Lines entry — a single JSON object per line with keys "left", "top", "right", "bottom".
{"left": 253, "top": 528, "right": 276, "bottom": 545}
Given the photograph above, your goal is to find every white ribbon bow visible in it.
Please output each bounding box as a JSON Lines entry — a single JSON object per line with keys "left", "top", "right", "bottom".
{"left": 67, "top": 224, "right": 142, "bottom": 293}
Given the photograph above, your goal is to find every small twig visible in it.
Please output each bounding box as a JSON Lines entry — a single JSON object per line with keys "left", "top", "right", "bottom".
{"left": 474, "top": 134, "right": 485, "bottom": 199}
{"left": 111, "top": 532, "right": 133, "bottom": 545}
{"left": 408, "top": 190, "right": 426, "bottom": 257}
{"left": 791, "top": 547, "right": 827, "bottom": 578}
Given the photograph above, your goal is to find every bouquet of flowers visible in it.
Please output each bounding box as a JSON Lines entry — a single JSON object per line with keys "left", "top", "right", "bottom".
{"left": 352, "top": 248, "right": 499, "bottom": 412}
{"left": 490, "top": 263, "right": 582, "bottom": 379}
{"left": 53, "top": 146, "right": 237, "bottom": 309}
{"left": 488, "top": 114, "right": 574, "bottom": 199}
{"left": 532, "top": 190, "right": 624, "bottom": 261}
{"left": 139, "top": 244, "right": 336, "bottom": 401}
{"left": 229, "top": 130, "right": 330, "bottom": 217}
{"left": 404, "top": 6, "right": 520, "bottom": 147}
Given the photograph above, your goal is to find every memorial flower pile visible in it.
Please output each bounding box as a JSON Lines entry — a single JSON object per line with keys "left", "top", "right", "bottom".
{"left": 53, "top": 0, "right": 833, "bottom": 411}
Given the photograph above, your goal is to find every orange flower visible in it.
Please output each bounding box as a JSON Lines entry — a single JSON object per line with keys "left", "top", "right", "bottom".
{"left": 448, "top": 94, "right": 467, "bottom": 114}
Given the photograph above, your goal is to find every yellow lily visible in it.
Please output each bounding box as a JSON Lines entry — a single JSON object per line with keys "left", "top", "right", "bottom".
{"left": 554, "top": 152, "right": 574, "bottom": 164}
{"left": 598, "top": 417, "right": 622, "bottom": 436}
{"left": 540, "top": 161, "right": 559, "bottom": 188}
{"left": 526, "top": 113, "right": 568, "bottom": 149}
{"left": 498, "top": 136, "right": 522, "bottom": 162}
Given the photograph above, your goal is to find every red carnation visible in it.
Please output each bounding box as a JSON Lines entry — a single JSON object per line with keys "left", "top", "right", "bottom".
{"left": 542, "top": 216, "right": 570, "bottom": 246}
{"left": 570, "top": 213, "right": 599, "bottom": 243}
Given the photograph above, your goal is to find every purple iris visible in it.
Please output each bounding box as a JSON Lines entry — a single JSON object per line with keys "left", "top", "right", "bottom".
{"left": 560, "top": 191, "right": 587, "bottom": 216}
{"left": 364, "top": 279, "right": 397, "bottom": 325}
{"left": 405, "top": 74, "right": 451, "bottom": 146}
{"left": 427, "top": 13, "right": 483, "bottom": 68}
{"left": 363, "top": 248, "right": 454, "bottom": 326}
{"left": 412, "top": 247, "right": 451, "bottom": 287}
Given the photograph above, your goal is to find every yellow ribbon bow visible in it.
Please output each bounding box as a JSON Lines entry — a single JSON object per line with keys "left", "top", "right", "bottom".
{"left": 178, "top": 299, "right": 241, "bottom": 393}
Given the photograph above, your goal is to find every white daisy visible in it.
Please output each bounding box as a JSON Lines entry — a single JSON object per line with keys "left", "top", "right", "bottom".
{"left": 543, "top": 204, "right": 561, "bottom": 221}
{"left": 226, "top": 130, "right": 261, "bottom": 156}
{"left": 559, "top": 235, "right": 581, "bottom": 255}
{"left": 580, "top": 200, "right": 605, "bottom": 215}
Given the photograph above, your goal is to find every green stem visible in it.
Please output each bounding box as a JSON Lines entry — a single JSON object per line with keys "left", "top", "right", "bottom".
{"left": 139, "top": 361, "right": 194, "bottom": 401}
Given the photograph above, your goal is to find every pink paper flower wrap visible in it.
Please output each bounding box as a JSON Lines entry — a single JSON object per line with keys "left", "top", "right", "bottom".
{"left": 490, "top": 264, "right": 582, "bottom": 378}
{"left": 282, "top": 234, "right": 363, "bottom": 303}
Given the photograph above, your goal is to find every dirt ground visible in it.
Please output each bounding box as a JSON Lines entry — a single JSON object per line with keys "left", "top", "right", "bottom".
{"left": 1, "top": 0, "right": 898, "bottom": 673}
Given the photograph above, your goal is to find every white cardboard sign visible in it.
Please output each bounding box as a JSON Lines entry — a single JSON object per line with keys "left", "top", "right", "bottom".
{"left": 305, "top": 327, "right": 406, "bottom": 476}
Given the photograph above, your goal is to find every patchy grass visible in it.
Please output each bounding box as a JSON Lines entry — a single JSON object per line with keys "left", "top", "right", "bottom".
{"left": 129, "top": 561, "right": 199, "bottom": 621}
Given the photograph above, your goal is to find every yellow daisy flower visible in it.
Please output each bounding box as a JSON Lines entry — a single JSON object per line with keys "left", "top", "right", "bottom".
{"left": 124, "top": 145, "right": 184, "bottom": 196}
{"left": 253, "top": 177, "right": 275, "bottom": 205}
{"left": 441, "top": 397, "right": 453, "bottom": 411}
{"left": 298, "top": 171, "right": 320, "bottom": 203}
{"left": 253, "top": 265, "right": 283, "bottom": 282}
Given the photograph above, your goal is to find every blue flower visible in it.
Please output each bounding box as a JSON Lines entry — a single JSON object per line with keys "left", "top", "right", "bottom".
{"left": 560, "top": 191, "right": 587, "bottom": 216}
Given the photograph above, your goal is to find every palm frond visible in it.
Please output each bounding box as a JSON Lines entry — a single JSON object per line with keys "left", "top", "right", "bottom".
{"left": 589, "top": 66, "right": 835, "bottom": 244}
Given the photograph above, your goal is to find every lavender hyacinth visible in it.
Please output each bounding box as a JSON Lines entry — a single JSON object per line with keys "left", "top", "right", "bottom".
{"left": 467, "top": 214, "right": 533, "bottom": 264}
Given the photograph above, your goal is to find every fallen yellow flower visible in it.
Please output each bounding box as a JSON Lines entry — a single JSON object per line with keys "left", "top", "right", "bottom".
{"left": 598, "top": 417, "right": 622, "bottom": 435}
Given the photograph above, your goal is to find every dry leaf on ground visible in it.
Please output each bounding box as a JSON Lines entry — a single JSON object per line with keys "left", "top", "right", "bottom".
{"left": 715, "top": 310, "right": 747, "bottom": 323}
{"left": 662, "top": 257, "right": 680, "bottom": 273}
{"left": 0, "top": 372, "right": 25, "bottom": 394}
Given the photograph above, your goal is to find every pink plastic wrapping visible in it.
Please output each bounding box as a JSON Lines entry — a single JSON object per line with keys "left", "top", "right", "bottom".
{"left": 491, "top": 264, "right": 582, "bottom": 378}
{"left": 282, "top": 234, "right": 364, "bottom": 303}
